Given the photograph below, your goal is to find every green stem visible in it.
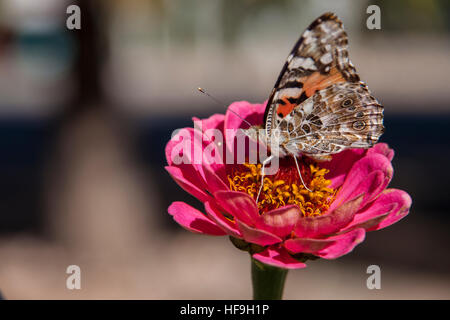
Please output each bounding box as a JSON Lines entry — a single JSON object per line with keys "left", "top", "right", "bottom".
{"left": 251, "top": 256, "right": 288, "bottom": 300}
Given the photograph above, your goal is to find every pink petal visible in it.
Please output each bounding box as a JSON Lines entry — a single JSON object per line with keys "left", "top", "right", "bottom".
{"left": 165, "top": 128, "right": 211, "bottom": 186}
{"left": 192, "top": 114, "right": 228, "bottom": 180}
{"left": 323, "top": 143, "right": 394, "bottom": 190}
{"left": 368, "top": 143, "right": 394, "bottom": 161}
{"left": 168, "top": 202, "right": 226, "bottom": 235}
{"left": 313, "top": 228, "right": 366, "bottom": 259}
{"left": 165, "top": 127, "right": 202, "bottom": 167}
{"left": 224, "top": 101, "right": 265, "bottom": 132}
{"left": 284, "top": 228, "right": 366, "bottom": 259}
{"left": 165, "top": 129, "right": 208, "bottom": 189}
{"left": 200, "top": 136, "right": 226, "bottom": 181}
{"left": 342, "top": 188, "right": 403, "bottom": 231}
{"left": 260, "top": 205, "right": 301, "bottom": 238}
{"left": 214, "top": 190, "right": 261, "bottom": 226}
{"left": 365, "top": 189, "right": 411, "bottom": 231}
{"left": 204, "top": 201, "right": 242, "bottom": 237}
{"left": 329, "top": 153, "right": 393, "bottom": 213}
{"left": 203, "top": 166, "right": 229, "bottom": 193}
{"left": 252, "top": 246, "right": 307, "bottom": 269}
{"left": 345, "top": 208, "right": 392, "bottom": 232}
{"left": 294, "top": 194, "right": 363, "bottom": 238}
{"left": 166, "top": 127, "right": 226, "bottom": 183}
{"left": 165, "top": 166, "right": 210, "bottom": 202}
{"left": 322, "top": 148, "right": 366, "bottom": 189}
{"left": 236, "top": 220, "right": 282, "bottom": 246}
{"left": 192, "top": 113, "right": 225, "bottom": 132}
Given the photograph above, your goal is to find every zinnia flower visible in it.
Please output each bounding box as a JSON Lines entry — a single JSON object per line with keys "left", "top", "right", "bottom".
{"left": 165, "top": 101, "right": 411, "bottom": 269}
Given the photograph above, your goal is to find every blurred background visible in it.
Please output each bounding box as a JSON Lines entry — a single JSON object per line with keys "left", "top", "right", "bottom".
{"left": 0, "top": 0, "right": 449, "bottom": 299}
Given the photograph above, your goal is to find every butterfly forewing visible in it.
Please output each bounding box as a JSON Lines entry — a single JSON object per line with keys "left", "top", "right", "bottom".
{"left": 265, "top": 12, "right": 360, "bottom": 137}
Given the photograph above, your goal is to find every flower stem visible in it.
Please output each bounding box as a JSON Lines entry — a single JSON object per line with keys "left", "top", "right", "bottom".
{"left": 251, "top": 257, "right": 288, "bottom": 300}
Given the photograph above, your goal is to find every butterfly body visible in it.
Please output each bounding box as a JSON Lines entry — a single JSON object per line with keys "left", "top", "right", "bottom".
{"left": 245, "top": 12, "right": 384, "bottom": 162}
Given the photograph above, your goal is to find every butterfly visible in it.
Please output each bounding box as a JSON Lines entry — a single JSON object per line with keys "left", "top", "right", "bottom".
{"left": 242, "top": 12, "right": 384, "bottom": 197}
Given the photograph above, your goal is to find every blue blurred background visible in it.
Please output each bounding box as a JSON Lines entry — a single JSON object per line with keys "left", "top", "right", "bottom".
{"left": 0, "top": 0, "right": 449, "bottom": 299}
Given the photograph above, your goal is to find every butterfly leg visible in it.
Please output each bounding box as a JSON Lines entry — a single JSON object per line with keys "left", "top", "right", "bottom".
{"left": 292, "top": 154, "right": 313, "bottom": 193}
{"left": 256, "top": 155, "right": 274, "bottom": 204}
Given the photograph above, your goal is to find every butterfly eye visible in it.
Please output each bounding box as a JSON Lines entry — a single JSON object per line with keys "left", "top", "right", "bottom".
{"left": 341, "top": 98, "right": 353, "bottom": 107}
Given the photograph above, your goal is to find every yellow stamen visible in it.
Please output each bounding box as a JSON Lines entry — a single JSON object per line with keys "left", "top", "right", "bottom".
{"left": 227, "top": 158, "right": 336, "bottom": 217}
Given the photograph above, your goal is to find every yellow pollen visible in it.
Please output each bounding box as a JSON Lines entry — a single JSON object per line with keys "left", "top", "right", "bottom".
{"left": 228, "top": 159, "right": 337, "bottom": 217}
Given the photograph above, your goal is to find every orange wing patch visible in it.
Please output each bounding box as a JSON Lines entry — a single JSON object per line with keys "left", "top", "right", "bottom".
{"left": 275, "top": 67, "right": 346, "bottom": 118}
{"left": 301, "top": 67, "right": 346, "bottom": 97}
{"left": 276, "top": 96, "right": 297, "bottom": 117}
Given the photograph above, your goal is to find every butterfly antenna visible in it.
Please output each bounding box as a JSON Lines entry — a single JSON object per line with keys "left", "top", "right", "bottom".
{"left": 197, "top": 87, "right": 253, "bottom": 128}
{"left": 292, "top": 155, "right": 313, "bottom": 193}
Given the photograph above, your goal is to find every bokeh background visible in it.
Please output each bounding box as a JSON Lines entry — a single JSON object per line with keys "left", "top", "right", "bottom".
{"left": 0, "top": 0, "right": 449, "bottom": 299}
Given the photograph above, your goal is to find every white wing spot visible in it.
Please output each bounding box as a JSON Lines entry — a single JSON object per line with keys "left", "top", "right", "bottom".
{"left": 290, "top": 57, "right": 317, "bottom": 70}
{"left": 279, "top": 87, "right": 302, "bottom": 97}
{"left": 320, "top": 52, "right": 333, "bottom": 65}
{"left": 302, "top": 99, "right": 314, "bottom": 114}
{"left": 303, "top": 30, "right": 314, "bottom": 44}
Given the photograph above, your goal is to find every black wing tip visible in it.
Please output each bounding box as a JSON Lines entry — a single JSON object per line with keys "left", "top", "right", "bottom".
{"left": 319, "top": 12, "right": 340, "bottom": 22}
{"left": 308, "top": 12, "right": 342, "bottom": 30}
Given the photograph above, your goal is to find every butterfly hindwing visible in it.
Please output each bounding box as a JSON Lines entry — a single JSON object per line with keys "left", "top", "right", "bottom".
{"left": 265, "top": 12, "right": 359, "bottom": 136}
{"left": 278, "top": 82, "right": 384, "bottom": 159}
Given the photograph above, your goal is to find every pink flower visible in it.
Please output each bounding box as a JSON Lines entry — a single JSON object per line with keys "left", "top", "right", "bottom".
{"left": 165, "top": 101, "right": 411, "bottom": 269}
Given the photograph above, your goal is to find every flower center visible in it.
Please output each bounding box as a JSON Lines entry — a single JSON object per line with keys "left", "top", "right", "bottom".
{"left": 227, "top": 157, "right": 336, "bottom": 216}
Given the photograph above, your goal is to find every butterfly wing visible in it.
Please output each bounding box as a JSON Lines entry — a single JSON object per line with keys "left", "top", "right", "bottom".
{"left": 279, "top": 82, "right": 384, "bottom": 159}
{"left": 265, "top": 12, "right": 359, "bottom": 137}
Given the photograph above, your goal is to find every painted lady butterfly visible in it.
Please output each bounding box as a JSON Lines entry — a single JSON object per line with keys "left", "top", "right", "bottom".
{"left": 244, "top": 12, "right": 384, "bottom": 196}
